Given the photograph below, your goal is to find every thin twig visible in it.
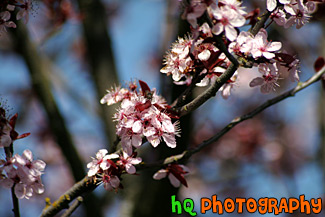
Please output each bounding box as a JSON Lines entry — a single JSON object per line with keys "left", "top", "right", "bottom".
{"left": 61, "top": 196, "right": 84, "bottom": 217}
{"left": 11, "top": 185, "right": 20, "bottom": 217}
{"left": 178, "top": 62, "right": 238, "bottom": 116}
{"left": 153, "top": 67, "right": 325, "bottom": 165}
{"left": 40, "top": 177, "right": 97, "bottom": 217}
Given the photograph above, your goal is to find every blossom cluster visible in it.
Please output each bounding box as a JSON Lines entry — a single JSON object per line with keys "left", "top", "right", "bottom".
{"left": 86, "top": 80, "right": 183, "bottom": 190}
{"left": 86, "top": 149, "right": 141, "bottom": 191}
{"left": 230, "top": 28, "right": 300, "bottom": 93}
{"left": 160, "top": 0, "right": 311, "bottom": 95}
{"left": 0, "top": 150, "right": 45, "bottom": 199}
{"left": 101, "top": 80, "right": 180, "bottom": 155}
{"left": 0, "top": 0, "right": 31, "bottom": 34}
{"left": 0, "top": 107, "right": 46, "bottom": 199}
{"left": 268, "top": 0, "right": 317, "bottom": 29}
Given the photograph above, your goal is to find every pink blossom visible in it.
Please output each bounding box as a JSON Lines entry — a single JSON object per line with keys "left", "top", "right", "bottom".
{"left": 219, "top": 0, "right": 247, "bottom": 16}
{"left": 199, "top": 22, "right": 213, "bottom": 38}
{"left": 271, "top": 9, "right": 287, "bottom": 26}
{"left": 275, "top": 53, "right": 300, "bottom": 82}
{"left": 228, "top": 31, "right": 254, "bottom": 55}
{"left": 100, "top": 172, "right": 120, "bottom": 191}
{"left": 193, "top": 41, "right": 219, "bottom": 62}
{"left": 182, "top": 0, "right": 207, "bottom": 28}
{"left": 220, "top": 72, "right": 238, "bottom": 99}
{"left": 211, "top": 5, "right": 246, "bottom": 41}
{"left": 250, "top": 62, "right": 280, "bottom": 93}
{"left": 109, "top": 81, "right": 180, "bottom": 154}
{"left": 87, "top": 149, "right": 119, "bottom": 177}
{"left": 0, "top": 150, "right": 46, "bottom": 199}
{"left": 251, "top": 29, "right": 282, "bottom": 59}
{"left": 16, "top": 0, "right": 31, "bottom": 24}
{"left": 287, "top": 58, "right": 300, "bottom": 82}
{"left": 117, "top": 152, "right": 142, "bottom": 174}
{"left": 0, "top": 11, "right": 16, "bottom": 34}
{"left": 161, "top": 37, "right": 194, "bottom": 82}
{"left": 284, "top": 0, "right": 312, "bottom": 29}
{"left": 13, "top": 149, "right": 46, "bottom": 177}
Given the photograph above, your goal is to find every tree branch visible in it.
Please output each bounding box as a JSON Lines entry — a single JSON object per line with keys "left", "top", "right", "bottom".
{"left": 61, "top": 196, "right": 84, "bottom": 217}
{"left": 40, "top": 177, "right": 97, "bottom": 217}
{"left": 157, "top": 67, "right": 325, "bottom": 165}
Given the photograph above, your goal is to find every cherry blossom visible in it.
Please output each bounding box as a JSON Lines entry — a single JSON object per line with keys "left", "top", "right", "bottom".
{"left": 116, "top": 152, "right": 142, "bottom": 174}
{"left": 102, "top": 81, "right": 180, "bottom": 155}
{"left": 219, "top": 0, "right": 247, "bottom": 16}
{"left": 210, "top": 5, "right": 246, "bottom": 41}
{"left": 284, "top": 0, "right": 312, "bottom": 29}
{"left": 250, "top": 62, "right": 280, "bottom": 93}
{"left": 0, "top": 11, "right": 16, "bottom": 34}
{"left": 87, "top": 149, "right": 119, "bottom": 177}
{"left": 100, "top": 172, "right": 120, "bottom": 191}
{"left": 182, "top": 0, "right": 208, "bottom": 28}
{"left": 228, "top": 31, "right": 254, "bottom": 55}
{"left": 271, "top": 9, "right": 287, "bottom": 26}
{"left": 0, "top": 150, "right": 46, "bottom": 199}
{"left": 161, "top": 36, "right": 194, "bottom": 82}
{"left": 250, "top": 29, "right": 282, "bottom": 59}
{"left": 16, "top": 0, "right": 31, "bottom": 23}
{"left": 14, "top": 149, "right": 46, "bottom": 177}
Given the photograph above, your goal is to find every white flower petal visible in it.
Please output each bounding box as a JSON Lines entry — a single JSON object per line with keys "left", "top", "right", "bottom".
{"left": 212, "top": 23, "right": 224, "bottom": 36}
{"left": 267, "top": 0, "right": 277, "bottom": 11}
{"left": 267, "top": 41, "right": 282, "bottom": 52}
{"left": 225, "top": 25, "right": 238, "bottom": 41}
{"left": 249, "top": 77, "right": 264, "bottom": 87}
{"left": 126, "top": 164, "right": 136, "bottom": 174}
{"left": 132, "top": 120, "right": 142, "bottom": 133}
{"left": 198, "top": 50, "right": 211, "bottom": 61}
{"left": 153, "top": 170, "right": 167, "bottom": 180}
{"left": 110, "top": 176, "right": 120, "bottom": 188}
{"left": 162, "top": 134, "right": 177, "bottom": 148}
{"left": 168, "top": 174, "right": 180, "bottom": 188}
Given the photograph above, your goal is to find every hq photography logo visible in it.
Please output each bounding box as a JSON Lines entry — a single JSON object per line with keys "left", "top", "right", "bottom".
{"left": 170, "top": 195, "right": 323, "bottom": 216}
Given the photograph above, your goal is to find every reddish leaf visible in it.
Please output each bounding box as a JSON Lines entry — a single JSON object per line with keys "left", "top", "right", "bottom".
{"left": 106, "top": 159, "right": 118, "bottom": 169}
{"left": 275, "top": 53, "right": 295, "bottom": 65}
{"left": 314, "top": 56, "right": 325, "bottom": 72}
{"left": 153, "top": 104, "right": 180, "bottom": 119}
{"left": 139, "top": 80, "right": 151, "bottom": 95}
{"left": 169, "top": 164, "right": 188, "bottom": 187}
{"left": 9, "top": 113, "right": 18, "bottom": 128}
{"left": 16, "top": 133, "right": 31, "bottom": 140}
{"left": 135, "top": 100, "right": 152, "bottom": 112}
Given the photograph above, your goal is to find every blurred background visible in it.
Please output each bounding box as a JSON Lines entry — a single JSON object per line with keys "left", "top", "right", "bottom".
{"left": 0, "top": 0, "right": 324, "bottom": 216}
